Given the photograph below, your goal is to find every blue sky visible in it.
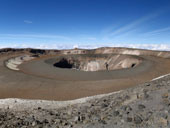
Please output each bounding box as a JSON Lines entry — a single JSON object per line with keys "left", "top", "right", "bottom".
{"left": 0, "top": 0, "right": 170, "bottom": 49}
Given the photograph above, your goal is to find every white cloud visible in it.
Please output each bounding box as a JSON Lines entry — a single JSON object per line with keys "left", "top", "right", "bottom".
{"left": 103, "top": 9, "right": 166, "bottom": 38}
{"left": 73, "top": 45, "right": 79, "bottom": 49}
{"left": 0, "top": 43, "right": 170, "bottom": 51}
{"left": 144, "top": 26, "right": 170, "bottom": 35}
{"left": 24, "top": 20, "right": 32, "bottom": 24}
{"left": 110, "top": 13, "right": 158, "bottom": 36}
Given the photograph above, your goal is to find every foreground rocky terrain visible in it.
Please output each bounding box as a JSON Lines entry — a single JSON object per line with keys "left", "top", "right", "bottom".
{"left": 0, "top": 74, "right": 170, "bottom": 128}
{"left": 0, "top": 47, "right": 170, "bottom": 127}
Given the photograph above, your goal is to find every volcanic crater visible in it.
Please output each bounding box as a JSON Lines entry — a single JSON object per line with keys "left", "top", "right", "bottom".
{"left": 2, "top": 48, "right": 170, "bottom": 127}
{"left": 52, "top": 54, "right": 141, "bottom": 71}
{"left": 2, "top": 47, "right": 170, "bottom": 100}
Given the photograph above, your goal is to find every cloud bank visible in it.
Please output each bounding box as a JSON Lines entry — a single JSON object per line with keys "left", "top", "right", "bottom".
{"left": 0, "top": 43, "right": 170, "bottom": 51}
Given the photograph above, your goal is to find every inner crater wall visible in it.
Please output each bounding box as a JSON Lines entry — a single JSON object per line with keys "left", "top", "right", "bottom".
{"left": 52, "top": 54, "right": 142, "bottom": 71}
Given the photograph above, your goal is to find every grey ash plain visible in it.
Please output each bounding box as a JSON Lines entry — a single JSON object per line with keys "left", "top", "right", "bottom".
{"left": 0, "top": 47, "right": 170, "bottom": 128}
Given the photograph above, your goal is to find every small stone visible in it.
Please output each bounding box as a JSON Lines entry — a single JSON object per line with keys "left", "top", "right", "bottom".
{"left": 163, "top": 99, "right": 170, "bottom": 106}
{"left": 103, "top": 99, "right": 107, "bottom": 102}
{"left": 49, "top": 111, "right": 54, "bottom": 115}
{"left": 126, "top": 117, "right": 132, "bottom": 122}
{"left": 137, "top": 90, "right": 149, "bottom": 99}
{"left": 144, "top": 90, "right": 149, "bottom": 99}
{"left": 32, "top": 121, "right": 36, "bottom": 126}
{"left": 62, "top": 121, "right": 68, "bottom": 126}
{"left": 100, "top": 119, "right": 107, "bottom": 124}
{"left": 134, "top": 115, "right": 143, "bottom": 124}
{"left": 120, "top": 119, "right": 124, "bottom": 123}
{"left": 74, "top": 116, "right": 79, "bottom": 122}
{"left": 101, "top": 103, "right": 108, "bottom": 108}
{"left": 145, "top": 83, "right": 150, "bottom": 86}
{"left": 43, "top": 119, "right": 49, "bottom": 124}
{"left": 82, "top": 120, "right": 87, "bottom": 124}
{"left": 158, "top": 117, "right": 168, "bottom": 126}
{"left": 38, "top": 107, "right": 41, "bottom": 110}
{"left": 162, "top": 93, "right": 168, "bottom": 99}
{"left": 54, "top": 119, "right": 61, "bottom": 124}
{"left": 91, "top": 104, "right": 94, "bottom": 106}
{"left": 160, "top": 112, "right": 168, "bottom": 119}
{"left": 113, "top": 111, "right": 119, "bottom": 116}
{"left": 21, "top": 126, "right": 27, "bottom": 128}
{"left": 125, "top": 106, "right": 132, "bottom": 111}
{"left": 138, "top": 104, "right": 146, "bottom": 110}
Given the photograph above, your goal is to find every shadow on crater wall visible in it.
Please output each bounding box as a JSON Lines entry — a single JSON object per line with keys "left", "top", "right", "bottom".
{"left": 53, "top": 58, "right": 73, "bottom": 69}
